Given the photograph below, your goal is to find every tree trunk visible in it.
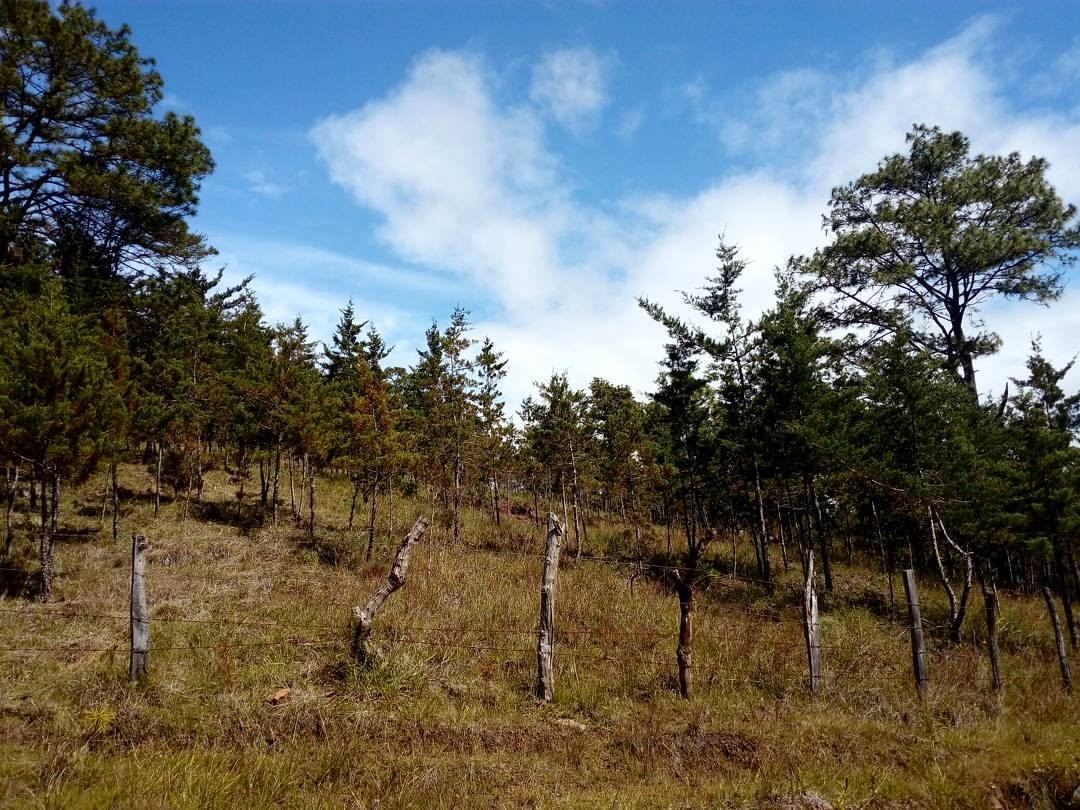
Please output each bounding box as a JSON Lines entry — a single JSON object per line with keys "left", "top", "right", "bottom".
{"left": 1042, "top": 586, "right": 1073, "bottom": 694}
{"left": 348, "top": 477, "right": 361, "bottom": 532}
{"left": 387, "top": 473, "right": 394, "bottom": 545}
{"left": 929, "top": 506, "right": 973, "bottom": 643}
{"left": 872, "top": 500, "right": 895, "bottom": 617}
{"left": 452, "top": 455, "right": 462, "bottom": 546}
{"left": 195, "top": 437, "right": 204, "bottom": 503}
{"left": 569, "top": 441, "right": 583, "bottom": 561}
{"left": 366, "top": 473, "right": 380, "bottom": 561}
{"left": 50, "top": 471, "right": 60, "bottom": 535}
{"left": 297, "top": 453, "right": 308, "bottom": 523}
{"left": 3, "top": 464, "right": 18, "bottom": 562}
{"left": 776, "top": 502, "right": 789, "bottom": 572}
{"left": 271, "top": 440, "right": 281, "bottom": 529}
{"left": 154, "top": 443, "right": 162, "bottom": 518}
{"left": 288, "top": 455, "right": 296, "bottom": 520}
{"left": 108, "top": 462, "right": 118, "bottom": 542}
{"left": 307, "top": 461, "right": 316, "bottom": 540}
{"left": 560, "top": 483, "right": 570, "bottom": 549}
{"left": 38, "top": 466, "right": 55, "bottom": 602}
{"left": 810, "top": 480, "right": 832, "bottom": 592}
{"left": 1052, "top": 540, "right": 1078, "bottom": 650}
{"left": 752, "top": 459, "right": 772, "bottom": 590}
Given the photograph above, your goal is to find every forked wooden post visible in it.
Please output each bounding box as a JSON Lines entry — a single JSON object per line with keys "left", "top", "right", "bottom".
{"left": 129, "top": 534, "right": 150, "bottom": 682}
{"left": 536, "top": 512, "right": 564, "bottom": 701}
{"left": 902, "top": 569, "right": 928, "bottom": 700}
{"left": 1042, "top": 586, "right": 1073, "bottom": 694}
{"left": 351, "top": 516, "right": 430, "bottom": 666}
{"left": 802, "top": 549, "right": 822, "bottom": 693}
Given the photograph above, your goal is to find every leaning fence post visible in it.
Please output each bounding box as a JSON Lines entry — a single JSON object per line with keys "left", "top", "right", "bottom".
{"left": 902, "top": 569, "right": 928, "bottom": 700}
{"left": 802, "top": 549, "right": 822, "bottom": 693}
{"left": 1042, "top": 586, "right": 1073, "bottom": 694}
{"left": 536, "top": 512, "right": 565, "bottom": 702}
{"left": 129, "top": 534, "right": 150, "bottom": 682}
{"left": 351, "top": 516, "right": 430, "bottom": 666}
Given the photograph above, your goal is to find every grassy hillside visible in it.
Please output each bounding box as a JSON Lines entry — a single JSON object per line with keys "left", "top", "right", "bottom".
{"left": 1, "top": 465, "right": 1077, "bottom": 808}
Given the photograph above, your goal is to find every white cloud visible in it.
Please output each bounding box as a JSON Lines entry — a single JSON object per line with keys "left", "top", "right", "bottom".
{"left": 311, "top": 24, "right": 1080, "bottom": 409}
{"left": 213, "top": 234, "right": 429, "bottom": 361}
{"left": 311, "top": 51, "right": 566, "bottom": 317}
{"left": 243, "top": 169, "right": 287, "bottom": 200}
{"left": 530, "top": 47, "right": 613, "bottom": 134}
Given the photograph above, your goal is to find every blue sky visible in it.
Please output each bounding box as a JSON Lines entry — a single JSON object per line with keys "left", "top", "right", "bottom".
{"left": 91, "top": 0, "right": 1080, "bottom": 406}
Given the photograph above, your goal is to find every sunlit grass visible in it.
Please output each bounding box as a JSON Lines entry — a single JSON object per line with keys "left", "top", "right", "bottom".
{"left": 0, "top": 463, "right": 1077, "bottom": 808}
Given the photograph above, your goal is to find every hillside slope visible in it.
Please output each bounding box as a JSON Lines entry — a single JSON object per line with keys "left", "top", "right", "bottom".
{"left": 1, "top": 466, "right": 1077, "bottom": 808}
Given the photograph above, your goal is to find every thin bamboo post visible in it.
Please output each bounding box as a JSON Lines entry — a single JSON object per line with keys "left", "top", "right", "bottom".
{"left": 1042, "top": 586, "right": 1073, "bottom": 693}
{"left": 903, "top": 569, "right": 929, "bottom": 700}
{"left": 803, "top": 549, "right": 822, "bottom": 693}
{"left": 351, "top": 516, "right": 430, "bottom": 665}
{"left": 536, "top": 512, "right": 565, "bottom": 701}
{"left": 129, "top": 534, "right": 150, "bottom": 681}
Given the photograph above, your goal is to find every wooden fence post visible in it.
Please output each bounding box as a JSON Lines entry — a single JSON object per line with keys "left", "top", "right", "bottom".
{"left": 802, "top": 549, "right": 822, "bottom": 693}
{"left": 981, "top": 569, "right": 1003, "bottom": 694}
{"left": 129, "top": 534, "right": 150, "bottom": 682}
{"left": 902, "top": 569, "right": 928, "bottom": 700}
{"left": 536, "top": 513, "right": 565, "bottom": 701}
{"left": 351, "top": 516, "right": 430, "bottom": 666}
{"left": 1042, "top": 586, "right": 1073, "bottom": 694}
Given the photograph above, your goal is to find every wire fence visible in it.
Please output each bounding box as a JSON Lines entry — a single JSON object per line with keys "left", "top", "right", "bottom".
{"left": 1, "top": 526, "right": 994, "bottom": 699}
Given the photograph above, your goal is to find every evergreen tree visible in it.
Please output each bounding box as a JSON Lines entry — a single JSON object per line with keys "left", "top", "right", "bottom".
{"left": 1, "top": 0, "right": 213, "bottom": 272}
{"left": 806, "top": 124, "right": 1079, "bottom": 395}
{"left": 1006, "top": 344, "right": 1080, "bottom": 646}
{"left": 474, "top": 337, "right": 510, "bottom": 527}
{"left": 0, "top": 269, "right": 119, "bottom": 599}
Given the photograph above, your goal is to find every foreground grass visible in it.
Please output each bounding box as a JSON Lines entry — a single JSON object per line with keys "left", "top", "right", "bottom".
{"left": 1, "top": 465, "right": 1077, "bottom": 808}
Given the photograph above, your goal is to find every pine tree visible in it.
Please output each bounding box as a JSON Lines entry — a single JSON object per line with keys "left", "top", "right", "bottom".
{"left": 0, "top": 269, "right": 119, "bottom": 599}
{"left": 806, "top": 124, "right": 1080, "bottom": 395}
{"left": 474, "top": 337, "right": 510, "bottom": 527}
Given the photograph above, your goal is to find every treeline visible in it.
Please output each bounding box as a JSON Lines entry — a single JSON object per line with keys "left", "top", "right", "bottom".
{"left": 2, "top": 0, "right": 1079, "bottom": 672}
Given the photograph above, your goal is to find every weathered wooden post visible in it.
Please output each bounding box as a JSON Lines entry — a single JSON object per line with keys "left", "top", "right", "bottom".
{"left": 802, "top": 549, "right": 822, "bottom": 693}
{"left": 351, "top": 516, "right": 430, "bottom": 666}
{"left": 129, "top": 534, "right": 150, "bottom": 682}
{"left": 536, "top": 512, "right": 565, "bottom": 701}
{"left": 1042, "top": 586, "right": 1073, "bottom": 694}
{"left": 981, "top": 569, "right": 1003, "bottom": 694}
{"left": 902, "top": 569, "right": 929, "bottom": 700}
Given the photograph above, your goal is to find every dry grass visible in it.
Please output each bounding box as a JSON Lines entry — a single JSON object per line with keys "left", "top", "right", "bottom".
{"left": 1, "top": 464, "right": 1077, "bottom": 808}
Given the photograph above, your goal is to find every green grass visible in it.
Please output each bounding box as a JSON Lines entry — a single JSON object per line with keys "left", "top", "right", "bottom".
{"left": 1, "top": 464, "right": 1077, "bottom": 808}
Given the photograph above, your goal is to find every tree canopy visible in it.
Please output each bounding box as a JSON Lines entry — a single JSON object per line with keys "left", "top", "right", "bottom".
{"left": 807, "top": 124, "right": 1080, "bottom": 395}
